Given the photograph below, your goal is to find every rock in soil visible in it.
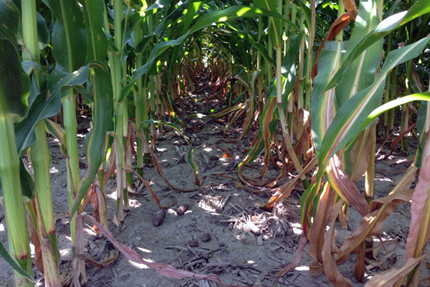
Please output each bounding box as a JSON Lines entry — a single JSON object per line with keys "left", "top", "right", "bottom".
{"left": 176, "top": 203, "right": 190, "bottom": 216}
{"left": 201, "top": 233, "right": 211, "bottom": 242}
{"left": 153, "top": 209, "right": 166, "bottom": 227}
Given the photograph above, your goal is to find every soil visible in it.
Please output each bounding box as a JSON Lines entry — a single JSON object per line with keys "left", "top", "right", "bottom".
{"left": 0, "top": 76, "right": 427, "bottom": 287}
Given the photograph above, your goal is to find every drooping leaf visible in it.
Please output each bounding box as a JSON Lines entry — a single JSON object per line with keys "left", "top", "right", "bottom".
{"left": 15, "top": 66, "right": 89, "bottom": 157}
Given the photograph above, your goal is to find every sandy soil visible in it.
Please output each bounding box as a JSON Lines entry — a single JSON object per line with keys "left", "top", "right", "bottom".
{"left": 0, "top": 85, "right": 425, "bottom": 287}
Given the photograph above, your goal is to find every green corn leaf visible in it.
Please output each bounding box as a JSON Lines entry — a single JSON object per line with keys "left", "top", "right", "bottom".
{"left": 325, "top": 0, "right": 430, "bottom": 92}
{"left": 42, "top": 0, "right": 87, "bottom": 72}
{"left": 0, "top": 240, "right": 34, "bottom": 282}
{"left": 320, "top": 36, "right": 430, "bottom": 164}
{"left": 70, "top": 61, "right": 114, "bottom": 217}
{"left": 360, "top": 93, "right": 430, "bottom": 137}
{"left": 281, "top": 34, "right": 303, "bottom": 109}
{"left": 293, "top": 0, "right": 312, "bottom": 32}
{"left": 120, "top": 5, "right": 298, "bottom": 101}
{"left": 254, "top": 0, "right": 282, "bottom": 47}
{"left": 416, "top": 101, "right": 429, "bottom": 168}
{"left": 46, "top": 119, "right": 67, "bottom": 155}
{"left": 0, "top": 39, "right": 30, "bottom": 123}
{"left": 15, "top": 66, "right": 89, "bottom": 157}
{"left": 183, "top": 1, "right": 201, "bottom": 34}
{"left": 311, "top": 41, "right": 346, "bottom": 155}
{"left": 34, "top": 11, "right": 50, "bottom": 50}
{"left": 0, "top": 0, "right": 19, "bottom": 47}
{"left": 80, "top": 0, "right": 108, "bottom": 63}
{"left": 73, "top": 84, "right": 94, "bottom": 102}
{"left": 335, "top": 0, "right": 382, "bottom": 106}
{"left": 154, "top": 0, "right": 189, "bottom": 36}
{"left": 21, "top": 61, "right": 48, "bottom": 109}
{"left": 145, "top": 0, "right": 176, "bottom": 13}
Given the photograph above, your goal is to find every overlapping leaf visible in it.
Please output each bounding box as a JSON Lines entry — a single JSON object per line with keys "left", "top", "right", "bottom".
{"left": 320, "top": 36, "right": 430, "bottom": 164}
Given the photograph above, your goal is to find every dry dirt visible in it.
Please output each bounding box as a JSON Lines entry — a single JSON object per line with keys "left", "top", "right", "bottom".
{"left": 0, "top": 84, "right": 427, "bottom": 287}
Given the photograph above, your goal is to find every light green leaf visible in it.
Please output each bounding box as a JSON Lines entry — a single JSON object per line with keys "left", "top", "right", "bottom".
{"left": 320, "top": 37, "right": 430, "bottom": 163}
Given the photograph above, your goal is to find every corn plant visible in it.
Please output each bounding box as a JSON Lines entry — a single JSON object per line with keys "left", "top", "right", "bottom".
{"left": 0, "top": 3, "right": 34, "bottom": 285}
{"left": 2, "top": 1, "right": 430, "bottom": 286}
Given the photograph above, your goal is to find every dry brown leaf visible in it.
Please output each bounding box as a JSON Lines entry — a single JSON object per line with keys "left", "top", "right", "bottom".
{"left": 311, "top": 11, "right": 356, "bottom": 81}
{"left": 405, "top": 151, "right": 430, "bottom": 271}
{"left": 323, "top": 200, "right": 352, "bottom": 287}
{"left": 309, "top": 184, "right": 335, "bottom": 263}
{"left": 126, "top": 168, "right": 176, "bottom": 209}
{"left": 336, "top": 166, "right": 417, "bottom": 263}
{"left": 277, "top": 233, "right": 308, "bottom": 277}
{"left": 235, "top": 180, "right": 264, "bottom": 194}
{"left": 354, "top": 242, "right": 365, "bottom": 283}
{"left": 130, "top": 121, "right": 200, "bottom": 191}
{"left": 222, "top": 152, "right": 234, "bottom": 159}
{"left": 75, "top": 249, "right": 119, "bottom": 269}
{"left": 27, "top": 212, "right": 44, "bottom": 274}
{"left": 264, "top": 156, "right": 318, "bottom": 209}
{"left": 326, "top": 154, "right": 370, "bottom": 217}
{"left": 343, "top": 0, "right": 358, "bottom": 16}
{"left": 365, "top": 252, "right": 430, "bottom": 287}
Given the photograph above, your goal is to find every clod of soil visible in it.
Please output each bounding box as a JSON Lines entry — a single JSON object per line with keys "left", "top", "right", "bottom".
{"left": 176, "top": 203, "right": 190, "bottom": 216}
{"left": 201, "top": 233, "right": 211, "bottom": 242}
{"left": 152, "top": 209, "right": 166, "bottom": 227}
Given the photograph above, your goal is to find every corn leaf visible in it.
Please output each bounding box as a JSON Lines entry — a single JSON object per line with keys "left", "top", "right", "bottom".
{"left": 365, "top": 252, "right": 430, "bottom": 287}
{"left": 281, "top": 34, "right": 303, "bottom": 109}
{"left": 0, "top": 240, "right": 33, "bottom": 281}
{"left": 360, "top": 93, "right": 430, "bottom": 134}
{"left": 42, "top": 0, "right": 87, "bottom": 72}
{"left": 335, "top": 0, "right": 382, "bottom": 106}
{"left": 15, "top": 66, "right": 89, "bottom": 157}
{"left": 311, "top": 41, "right": 346, "bottom": 154}
{"left": 320, "top": 37, "right": 430, "bottom": 163}
{"left": 71, "top": 62, "right": 114, "bottom": 217}
{"left": 0, "top": 0, "right": 19, "bottom": 48}
{"left": 326, "top": 154, "right": 370, "bottom": 216}
{"left": 0, "top": 38, "right": 30, "bottom": 122}
{"left": 336, "top": 166, "right": 417, "bottom": 261}
{"left": 121, "top": 5, "right": 297, "bottom": 101}
{"left": 405, "top": 150, "right": 430, "bottom": 261}
{"left": 326, "top": 0, "right": 430, "bottom": 91}
{"left": 80, "top": 0, "right": 108, "bottom": 64}
{"left": 238, "top": 96, "right": 278, "bottom": 185}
